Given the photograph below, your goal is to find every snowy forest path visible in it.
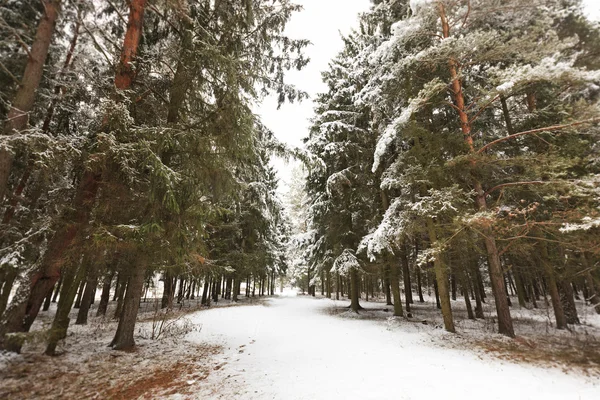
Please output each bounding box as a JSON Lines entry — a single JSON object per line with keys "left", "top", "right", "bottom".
{"left": 186, "top": 292, "right": 599, "bottom": 399}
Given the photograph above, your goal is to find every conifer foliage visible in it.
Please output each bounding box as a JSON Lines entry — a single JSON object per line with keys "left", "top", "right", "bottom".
{"left": 303, "top": 0, "right": 600, "bottom": 336}
{"left": 0, "top": 0, "right": 306, "bottom": 352}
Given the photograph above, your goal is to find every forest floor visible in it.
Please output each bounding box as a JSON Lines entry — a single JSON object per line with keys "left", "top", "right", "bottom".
{"left": 1, "top": 290, "right": 599, "bottom": 399}
{"left": 185, "top": 290, "right": 600, "bottom": 400}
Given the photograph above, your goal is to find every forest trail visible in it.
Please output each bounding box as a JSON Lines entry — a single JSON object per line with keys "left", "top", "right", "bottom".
{"left": 186, "top": 292, "right": 599, "bottom": 400}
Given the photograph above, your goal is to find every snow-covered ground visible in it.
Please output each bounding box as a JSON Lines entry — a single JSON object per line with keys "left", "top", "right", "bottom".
{"left": 185, "top": 289, "right": 600, "bottom": 400}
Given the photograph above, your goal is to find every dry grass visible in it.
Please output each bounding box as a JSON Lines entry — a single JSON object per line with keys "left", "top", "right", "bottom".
{"left": 0, "top": 342, "right": 222, "bottom": 400}
{"left": 473, "top": 334, "right": 600, "bottom": 376}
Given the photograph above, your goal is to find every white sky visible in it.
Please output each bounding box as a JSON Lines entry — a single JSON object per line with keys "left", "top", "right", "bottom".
{"left": 257, "top": 0, "right": 371, "bottom": 193}
{"left": 259, "top": 0, "right": 600, "bottom": 194}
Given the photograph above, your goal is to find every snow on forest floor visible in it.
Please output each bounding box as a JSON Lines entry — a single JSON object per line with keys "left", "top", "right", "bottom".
{"left": 184, "top": 289, "right": 600, "bottom": 400}
{"left": 1, "top": 290, "right": 599, "bottom": 399}
{"left": 0, "top": 296, "right": 266, "bottom": 399}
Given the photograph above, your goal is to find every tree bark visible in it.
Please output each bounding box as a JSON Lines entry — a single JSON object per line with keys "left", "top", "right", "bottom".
{"left": 73, "top": 279, "right": 86, "bottom": 309}
{"left": 349, "top": 269, "right": 361, "bottom": 312}
{"left": 438, "top": 2, "right": 513, "bottom": 337}
{"left": 96, "top": 271, "right": 114, "bottom": 317}
{"left": 76, "top": 263, "right": 99, "bottom": 325}
{"left": 201, "top": 275, "right": 210, "bottom": 305}
{"left": 1, "top": 0, "right": 62, "bottom": 202}
{"left": 45, "top": 263, "right": 85, "bottom": 355}
{"left": 110, "top": 262, "right": 146, "bottom": 350}
{"left": 427, "top": 218, "right": 455, "bottom": 333}
{"left": 0, "top": 268, "right": 17, "bottom": 317}
{"left": 559, "top": 280, "right": 580, "bottom": 325}
{"left": 540, "top": 243, "right": 567, "bottom": 329}
{"left": 384, "top": 266, "right": 392, "bottom": 306}
{"left": 390, "top": 264, "right": 404, "bottom": 317}
{"left": 400, "top": 244, "right": 413, "bottom": 309}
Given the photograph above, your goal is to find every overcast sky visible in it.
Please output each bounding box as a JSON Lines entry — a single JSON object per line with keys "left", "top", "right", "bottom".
{"left": 258, "top": 0, "right": 600, "bottom": 194}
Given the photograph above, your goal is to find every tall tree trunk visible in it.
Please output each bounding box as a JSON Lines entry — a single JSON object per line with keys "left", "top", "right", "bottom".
{"left": 113, "top": 275, "right": 127, "bottom": 320}
{"left": 201, "top": 275, "right": 210, "bottom": 305}
{"left": 161, "top": 271, "right": 175, "bottom": 309}
{"left": 512, "top": 266, "right": 528, "bottom": 307}
{"left": 581, "top": 253, "right": 600, "bottom": 313}
{"left": 96, "top": 271, "right": 114, "bottom": 317}
{"left": 460, "top": 272, "right": 475, "bottom": 320}
{"left": 390, "top": 264, "right": 404, "bottom": 317}
{"left": 0, "top": 0, "right": 62, "bottom": 202}
{"left": 349, "top": 269, "right": 361, "bottom": 312}
{"left": 400, "top": 243, "right": 413, "bottom": 309}
{"left": 73, "top": 279, "right": 86, "bottom": 309}
{"left": 75, "top": 263, "right": 99, "bottom": 325}
{"left": 438, "top": 3, "right": 513, "bottom": 337}
{"left": 427, "top": 218, "right": 455, "bottom": 333}
{"left": 559, "top": 280, "right": 580, "bottom": 325}
{"left": 110, "top": 262, "right": 146, "bottom": 350}
{"left": 0, "top": 1, "right": 147, "bottom": 350}
{"left": 416, "top": 266, "right": 424, "bottom": 303}
{"left": 51, "top": 275, "right": 62, "bottom": 303}
{"left": 540, "top": 243, "right": 567, "bottom": 329}
{"left": 0, "top": 268, "right": 17, "bottom": 317}
{"left": 470, "top": 269, "right": 484, "bottom": 319}
{"left": 45, "top": 263, "right": 85, "bottom": 355}
{"left": 450, "top": 274, "right": 457, "bottom": 301}
{"left": 42, "top": 288, "right": 53, "bottom": 311}
{"left": 384, "top": 266, "right": 392, "bottom": 306}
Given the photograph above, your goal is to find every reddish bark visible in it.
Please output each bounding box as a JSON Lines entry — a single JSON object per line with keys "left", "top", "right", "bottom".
{"left": 438, "top": 2, "right": 514, "bottom": 337}
{"left": 42, "top": 18, "right": 81, "bottom": 133}
{"left": 0, "top": 0, "right": 147, "bottom": 352}
{"left": 0, "top": 0, "right": 62, "bottom": 203}
{"left": 114, "top": 0, "right": 147, "bottom": 90}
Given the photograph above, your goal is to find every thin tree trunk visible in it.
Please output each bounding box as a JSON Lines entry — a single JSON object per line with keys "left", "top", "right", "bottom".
{"left": 113, "top": 275, "right": 127, "bottom": 320}
{"left": 0, "top": 268, "right": 16, "bottom": 316}
{"left": 42, "top": 288, "right": 53, "bottom": 312}
{"left": 540, "top": 243, "right": 567, "bottom": 329}
{"left": 75, "top": 263, "right": 99, "bottom": 325}
{"left": 96, "top": 271, "right": 114, "bottom": 317}
{"left": 51, "top": 275, "right": 62, "bottom": 303}
{"left": 582, "top": 253, "right": 600, "bottom": 313}
{"left": 384, "top": 266, "right": 392, "bottom": 306}
{"left": 73, "top": 279, "right": 86, "bottom": 309}
{"left": 470, "top": 269, "right": 484, "bottom": 319}
{"left": 400, "top": 244, "right": 413, "bottom": 310}
{"left": 460, "top": 272, "right": 475, "bottom": 320}
{"left": 427, "top": 218, "right": 454, "bottom": 333}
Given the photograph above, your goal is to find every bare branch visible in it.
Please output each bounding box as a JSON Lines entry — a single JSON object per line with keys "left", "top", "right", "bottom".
{"left": 477, "top": 118, "right": 600, "bottom": 154}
